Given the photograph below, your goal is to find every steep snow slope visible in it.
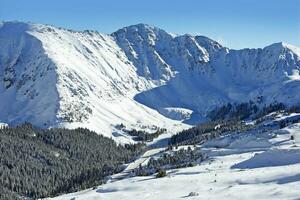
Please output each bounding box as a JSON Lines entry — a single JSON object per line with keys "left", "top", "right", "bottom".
{"left": 0, "top": 21, "right": 300, "bottom": 139}
{"left": 113, "top": 24, "right": 300, "bottom": 123}
{"left": 0, "top": 22, "right": 59, "bottom": 126}
{"left": 0, "top": 22, "right": 188, "bottom": 141}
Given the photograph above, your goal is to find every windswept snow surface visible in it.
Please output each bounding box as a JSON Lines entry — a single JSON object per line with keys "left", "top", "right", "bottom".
{"left": 1, "top": 21, "right": 300, "bottom": 140}
{"left": 51, "top": 115, "right": 300, "bottom": 200}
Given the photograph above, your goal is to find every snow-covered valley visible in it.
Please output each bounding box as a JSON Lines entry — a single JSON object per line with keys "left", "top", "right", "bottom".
{"left": 51, "top": 113, "right": 300, "bottom": 200}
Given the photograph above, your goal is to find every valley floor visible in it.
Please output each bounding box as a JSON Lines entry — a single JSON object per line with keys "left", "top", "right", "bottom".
{"left": 50, "top": 120, "right": 300, "bottom": 200}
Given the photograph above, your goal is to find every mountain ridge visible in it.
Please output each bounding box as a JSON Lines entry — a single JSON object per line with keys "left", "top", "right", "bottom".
{"left": 0, "top": 21, "right": 300, "bottom": 142}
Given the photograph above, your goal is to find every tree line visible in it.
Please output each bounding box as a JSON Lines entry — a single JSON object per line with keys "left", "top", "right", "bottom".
{"left": 135, "top": 147, "right": 205, "bottom": 177}
{"left": 125, "top": 128, "right": 166, "bottom": 142}
{"left": 0, "top": 123, "right": 146, "bottom": 199}
{"left": 170, "top": 119, "right": 252, "bottom": 146}
{"left": 172, "top": 102, "right": 287, "bottom": 146}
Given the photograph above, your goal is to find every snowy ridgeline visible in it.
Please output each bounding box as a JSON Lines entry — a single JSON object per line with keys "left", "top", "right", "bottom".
{"left": 0, "top": 21, "right": 300, "bottom": 140}
{"left": 50, "top": 112, "right": 300, "bottom": 200}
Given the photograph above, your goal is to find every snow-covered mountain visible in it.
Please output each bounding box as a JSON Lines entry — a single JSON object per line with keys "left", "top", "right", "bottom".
{"left": 0, "top": 21, "right": 300, "bottom": 140}
{"left": 113, "top": 24, "right": 300, "bottom": 122}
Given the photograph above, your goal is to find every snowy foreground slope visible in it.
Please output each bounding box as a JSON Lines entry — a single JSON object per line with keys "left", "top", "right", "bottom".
{"left": 1, "top": 21, "right": 300, "bottom": 140}
{"left": 51, "top": 113, "right": 300, "bottom": 200}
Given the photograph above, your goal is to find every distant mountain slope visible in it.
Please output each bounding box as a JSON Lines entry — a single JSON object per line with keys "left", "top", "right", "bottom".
{"left": 0, "top": 21, "right": 300, "bottom": 140}
{"left": 112, "top": 24, "right": 300, "bottom": 122}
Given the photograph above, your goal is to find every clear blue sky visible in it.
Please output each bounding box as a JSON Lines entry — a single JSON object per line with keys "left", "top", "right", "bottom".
{"left": 1, "top": 0, "right": 300, "bottom": 49}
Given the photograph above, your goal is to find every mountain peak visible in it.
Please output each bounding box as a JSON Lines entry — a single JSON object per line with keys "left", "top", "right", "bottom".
{"left": 283, "top": 43, "right": 300, "bottom": 57}
{"left": 264, "top": 42, "right": 300, "bottom": 57}
{"left": 264, "top": 42, "right": 286, "bottom": 49}
{"left": 114, "top": 23, "right": 160, "bottom": 32}
{"left": 0, "top": 21, "right": 31, "bottom": 33}
{"left": 111, "top": 23, "right": 172, "bottom": 41}
{"left": 130, "top": 23, "right": 155, "bottom": 29}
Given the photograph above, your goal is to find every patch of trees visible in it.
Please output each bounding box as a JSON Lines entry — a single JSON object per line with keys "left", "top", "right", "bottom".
{"left": 208, "top": 101, "right": 286, "bottom": 121}
{"left": 0, "top": 187, "right": 19, "bottom": 200}
{"left": 156, "top": 169, "right": 167, "bottom": 178}
{"left": 208, "top": 101, "right": 258, "bottom": 121}
{"left": 148, "top": 147, "right": 204, "bottom": 169}
{"left": 135, "top": 147, "right": 205, "bottom": 177}
{"left": 254, "top": 103, "right": 285, "bottom": 119}
{"left": 170, "top": 119, "right": 252, "bottom": 146}
{"left": 171, "top": 102, "right": 290, "bottom": 146}
{"left": 287, "top": 103, "right": 300, "bottom": 113}
{"left": 278, "top": 114, "right": 300, "bottom": 129}
{"left": 0, "top": 123, "right": 146, "bottom": 199}
{"left": 125, "top": 128, "right": 166, "bottom": 142}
